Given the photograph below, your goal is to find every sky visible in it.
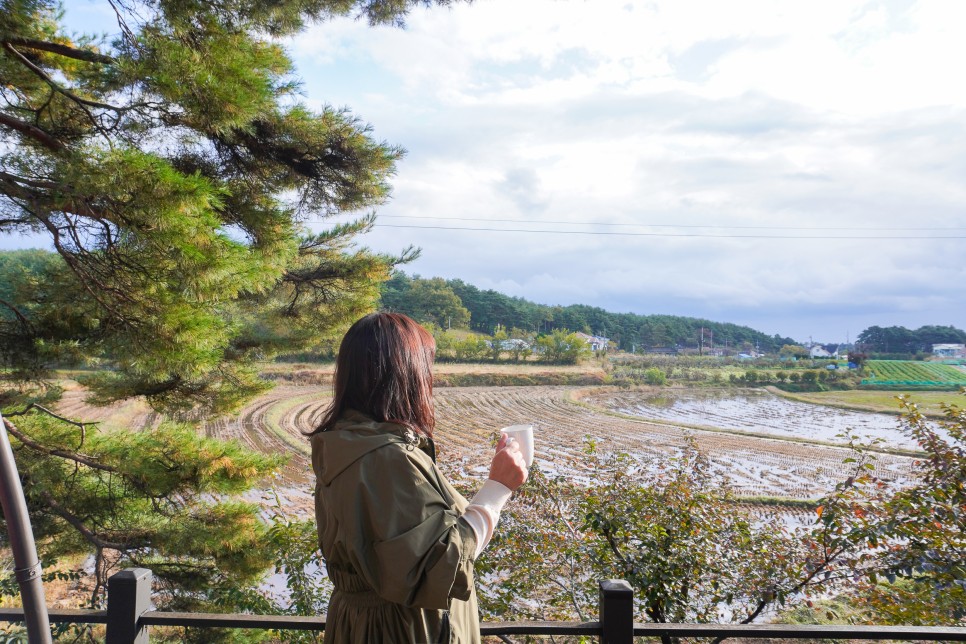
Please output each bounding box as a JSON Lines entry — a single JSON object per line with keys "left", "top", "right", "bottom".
{"left": 17, "top": 0, "right": 966, "bottom": 343}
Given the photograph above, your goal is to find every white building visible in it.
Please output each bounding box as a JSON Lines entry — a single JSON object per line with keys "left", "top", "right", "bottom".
{"left": 574, "top": 332, "right": 610, "bottom": 351}
{"left": 932, "top": 343, "right": 966, "bottom": 358}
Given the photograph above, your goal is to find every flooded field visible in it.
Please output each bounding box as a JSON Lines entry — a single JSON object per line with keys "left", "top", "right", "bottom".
{"left": 590, "top": 388, "right": 917, "bottom": 449}
{"left": 55, "top": 383, "right": 920, "bottom": 514}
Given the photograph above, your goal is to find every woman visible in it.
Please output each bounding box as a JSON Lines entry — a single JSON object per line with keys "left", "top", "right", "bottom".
{"left": 309, "top": 312, "right": 528, "bottom": 643}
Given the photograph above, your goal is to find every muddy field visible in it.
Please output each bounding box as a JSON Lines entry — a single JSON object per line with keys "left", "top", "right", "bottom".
{"left": 55, "top": 382, "right": 918, "bottom": 518}
{"left": 597, "top": 388, "right": 917, "bottom": 448}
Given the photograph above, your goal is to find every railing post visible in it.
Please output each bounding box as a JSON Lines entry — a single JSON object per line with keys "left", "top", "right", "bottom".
{"left": 599, "top": 579, "right": 633, "bottom": 644}
{"left": 106, "top": 568, "right": 152, "bottom": 644}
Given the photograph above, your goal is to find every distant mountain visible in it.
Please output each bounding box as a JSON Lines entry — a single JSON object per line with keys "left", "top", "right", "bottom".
{"left": 380, "top": 272, "right": 797, "bottom": 353}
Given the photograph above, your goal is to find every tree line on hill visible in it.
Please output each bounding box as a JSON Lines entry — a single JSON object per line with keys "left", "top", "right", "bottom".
{"left": 380, "top": 272, "right": 798, "bottom": 353}
{"left": 856, "top": 325, "right": 966, "bottom": 356}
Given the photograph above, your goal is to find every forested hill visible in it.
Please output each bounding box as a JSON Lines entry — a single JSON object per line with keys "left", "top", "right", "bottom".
{"left": 380, "top": 273, "right": 797, "bottom": 353}
{"left": 856, "top": 325, "right": 966, "bottom": 354}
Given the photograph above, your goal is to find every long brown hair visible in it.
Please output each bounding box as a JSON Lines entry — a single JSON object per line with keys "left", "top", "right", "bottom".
{"left": 311, "top": 312, "right": 436, "bottom": 436}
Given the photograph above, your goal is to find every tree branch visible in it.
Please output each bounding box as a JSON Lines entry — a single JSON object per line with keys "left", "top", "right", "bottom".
{"left": 598, "top": 523, "right": 634, "bottom": 575}
{"left": 6, "top": 403, "right": 95, "bottom": 448}
{"left": 735, "top": 546, "right": 845, "bottom": 628}
{"left": 9, "top": 204, "right": 142, "bottom": 323}
{"left": 535, "top": 475, "right": 580, "bottom": 540}
{"left": 2, "top": 42, "right": 123, "bottom": 113}
{"left": 2, "top": 416, "right": 114, "bottom": 473}
{"left": 0, "top": 173, "right": 114, "bottom": 222}
{"left": 0, "top": 36, "right": 115, "bottom": 65}
{"left": 38, "top": 489, "right": 137, "bottom": 551}
{"left": 737, "top": 596, "right": 771, "bottom": 627}
{"left": 0, "top": 110, "right": 66, "bottom": 152}
{"left": 0, "top": 170, "right": 58, "bottom": 190}
{"left": 106, "top": 0, "right": 140, "bottom": 49}
{"left": 0, "top": 297, "right": 34, "bottom": 334}
{"left": 548, "top": 569, "right": 587, "bottom": 622}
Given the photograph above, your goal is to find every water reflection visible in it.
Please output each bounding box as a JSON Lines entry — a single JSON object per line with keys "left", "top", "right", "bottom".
{"left": 607, "top": 389, "right": 918, "bottom": 450}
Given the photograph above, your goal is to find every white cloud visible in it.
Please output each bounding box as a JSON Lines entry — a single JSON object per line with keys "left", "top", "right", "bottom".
{"left": 46, "top": 0, "right": 966, "bottom": 341}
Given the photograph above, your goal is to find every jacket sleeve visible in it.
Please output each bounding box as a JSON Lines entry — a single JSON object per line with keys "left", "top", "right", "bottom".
{"left": 337, "top": 443, "right": 478, "bottom": 609}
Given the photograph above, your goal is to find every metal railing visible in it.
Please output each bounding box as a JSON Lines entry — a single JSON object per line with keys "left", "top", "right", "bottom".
{"left": 2, "top": 569, "right": 966, "bottom": 643}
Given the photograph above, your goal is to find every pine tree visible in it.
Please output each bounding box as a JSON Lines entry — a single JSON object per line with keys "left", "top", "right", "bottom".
{"left": 0, "top": 0, "right": 458, "bottom": 631}
{"left": 0, "top": 0, "right": 453, "bottom": 412}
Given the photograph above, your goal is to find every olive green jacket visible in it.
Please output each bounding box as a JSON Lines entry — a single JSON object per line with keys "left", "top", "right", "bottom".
{"left": 312, "top": 410, "right": 480, "bottom": 644}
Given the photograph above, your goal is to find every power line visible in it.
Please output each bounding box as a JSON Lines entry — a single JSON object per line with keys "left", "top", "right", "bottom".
{"left": 314, "top": 214, "right": 966, "bottom": 232}
{"left": 364, "top": 223, "right": 966, "bottom": 240}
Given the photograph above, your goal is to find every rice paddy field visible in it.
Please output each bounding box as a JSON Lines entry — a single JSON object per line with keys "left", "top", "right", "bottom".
{"left": 600, "top": 388, "right": 918, "bottom": 449}
{"left": 53, "top": 378, "right": 925, "bottom": 522}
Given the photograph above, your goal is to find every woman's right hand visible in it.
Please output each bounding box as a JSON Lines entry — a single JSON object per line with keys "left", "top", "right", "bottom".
{"left": 488, "top": 433, "right": 529, "bottom": 491}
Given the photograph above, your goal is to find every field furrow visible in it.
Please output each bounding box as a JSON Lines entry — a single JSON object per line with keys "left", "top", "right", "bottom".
{"left": 430, "top": 386, "right": 916, "bottom": 500}
{"left": 53, "top": 382, "right": 918, "bottom": 515}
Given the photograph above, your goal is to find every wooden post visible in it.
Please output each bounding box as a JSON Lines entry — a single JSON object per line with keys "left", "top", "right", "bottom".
{"left": 106, "top": 568, "right": 152, "bottom": 644}
{"left": 599, "top": 579, "right": 633, "bottom": 644}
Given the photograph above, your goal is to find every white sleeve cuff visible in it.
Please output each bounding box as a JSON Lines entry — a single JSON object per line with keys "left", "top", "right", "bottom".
{"left": 471, "top": 479, "right": 514, "bottom": 513}
{"left": 463, "top": 479, "right": 514, "bottom": 558}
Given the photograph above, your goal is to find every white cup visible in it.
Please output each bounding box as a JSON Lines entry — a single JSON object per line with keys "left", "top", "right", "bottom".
{"left": 501, "top": 424, "right": 535, "bottom": 467}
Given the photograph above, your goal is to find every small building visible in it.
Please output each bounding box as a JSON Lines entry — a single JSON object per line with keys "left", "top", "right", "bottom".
{"left": 574, "top": 332, "right": 610, "bottom": 351}
{"left": 809, "top": 344, "right": 840, "bottom": 359}
{"left": 932, "top": 343, "right": 966, "bottom": 358}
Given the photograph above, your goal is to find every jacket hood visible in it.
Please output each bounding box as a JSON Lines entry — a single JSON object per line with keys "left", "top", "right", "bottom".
{"left": 311, "top": 410, "right": 433, "bottom": 485}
